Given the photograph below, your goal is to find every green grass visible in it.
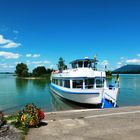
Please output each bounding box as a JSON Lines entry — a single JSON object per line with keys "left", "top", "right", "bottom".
{"left": 5, "top": 114, "right": 29, "bottom": 135}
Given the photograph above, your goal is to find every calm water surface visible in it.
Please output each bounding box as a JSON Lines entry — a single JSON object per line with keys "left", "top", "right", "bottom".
{"left": 0, "top": 74, "right": 140, "bottom": 114}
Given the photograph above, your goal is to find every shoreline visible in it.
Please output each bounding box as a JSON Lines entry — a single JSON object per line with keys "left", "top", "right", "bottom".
{"left": 3, "top": 105, "right": 140, "bottom": 116}
{"left": 15, "top": 76, "right": 50, "bottom": 80}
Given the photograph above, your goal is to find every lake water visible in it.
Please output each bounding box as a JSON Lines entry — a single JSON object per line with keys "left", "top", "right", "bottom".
{"left": 0, "top": 74, "right": 140, "bottom": 114}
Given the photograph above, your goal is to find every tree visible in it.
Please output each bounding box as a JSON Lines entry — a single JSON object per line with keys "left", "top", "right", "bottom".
{"left": 15, "top": 63, "right": 29, "bottom": 77}
{"left": 46, "top": 68, "right": 53, "bottom": 74}
{"left": 57, "top": 57, "right": 67, "bottom": 71}
{"left": 32, "top": 66, "right": 47, "bottom": 77}
{"left": 106, "top": 70, "right": 112, "bottom": 77}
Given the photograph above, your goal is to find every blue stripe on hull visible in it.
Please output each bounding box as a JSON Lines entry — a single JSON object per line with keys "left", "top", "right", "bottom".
{"left": 50, "top": 84, "right": 99, "bottom": 95}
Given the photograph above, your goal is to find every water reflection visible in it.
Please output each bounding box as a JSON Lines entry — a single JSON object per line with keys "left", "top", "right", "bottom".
{"left": 50, "top": 91, "right": 84, "bottom": 111}
{"left": 32, "top": 79, "right": 48, "bottom": 90}
{"left": 15, "top": 78, "right": 28, "bottom": 92}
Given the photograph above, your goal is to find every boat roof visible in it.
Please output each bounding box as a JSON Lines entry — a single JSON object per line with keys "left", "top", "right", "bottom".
{"left": 70, "top": 59, "right": 98, "bottom": 64}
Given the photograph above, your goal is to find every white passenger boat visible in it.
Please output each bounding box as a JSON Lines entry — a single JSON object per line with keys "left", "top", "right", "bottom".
{"left": 50, "top": 57, "right": 119, "bottom": 108}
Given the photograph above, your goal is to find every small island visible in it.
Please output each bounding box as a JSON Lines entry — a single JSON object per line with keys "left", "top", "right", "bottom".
{"left": 15, "top": 57, "right": 67, "bottom": 79}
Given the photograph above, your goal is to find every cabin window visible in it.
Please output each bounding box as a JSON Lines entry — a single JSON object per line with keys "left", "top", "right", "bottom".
{"left": 72, "top": 63, "right": 77, "bottom": 68}
{"left": 78, "top": 61, "right": 83, "bottom": 67}
{"left": 84, "top": 61, "right": 88, "bottom": 67}
{"left": 59, "top": 79, "right": 63, "bottom": 86}
{"left": 72, "top": 80, "right": 83, "bottom": 88}
{"left": 85, "top": 78, "right": 94, "bottom": 89}
{"left": 52, "top": 79, "right": 55, "bottom": 84}
{"left": 96, "top": 79, "right": 104, "bottom": 88}
{"left": 55, "top": 79, "right": 58, "bottom": 85}
{"left": 64, "top": 80, "right": 70, "bottom": 88}
{"left": 84, "top": 61, "right": 92, "bottom": 68}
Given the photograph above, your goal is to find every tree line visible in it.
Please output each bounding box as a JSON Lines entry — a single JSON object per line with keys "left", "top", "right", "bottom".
{"left": 15, "top": 57, "right": 67, "bottom": 77}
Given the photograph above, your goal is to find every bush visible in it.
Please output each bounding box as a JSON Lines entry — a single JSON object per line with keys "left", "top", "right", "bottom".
{"left": 18, "top": 104, "right": 45, "bottom": 128}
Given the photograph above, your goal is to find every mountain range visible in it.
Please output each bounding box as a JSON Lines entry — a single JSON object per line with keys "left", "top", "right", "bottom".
{"left": 113, "top": 65, "right": 140, "bottom": 74}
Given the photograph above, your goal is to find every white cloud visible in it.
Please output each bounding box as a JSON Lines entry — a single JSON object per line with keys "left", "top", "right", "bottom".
{"left": 100, "top": 60, "right": 109, "bottom": 66}
{"left": 0, "top": 63, "right": 8, "bottom": 68}
{"left": 126, "top": 59, "right": 140, "bottom": 64}
{"left": 14, "top": 61, "right": 21, "bottom": 65}
{"left": 0, "top": 35, "right": 10, "bottom": 44}
{"left": 26, "top": 54, "right": 32, "bottom": 57}
{"left": 1, "top": 42, "right": 21, "bottom": 48}
{"left": 26, "top": 60, "right": 31, "bottom": 65}
{"left": 32, "top": 60, "right": 51, "bottom": 66}
{"left": 32, "top": 54, "right": 40, "bottom": 58}
{"left": 117, "top": 62, "right": 122, "bottom": 65}
{"left": 0, "top": 51, "right": 20, "bottom": 59}
{"left": 26, "top": 54, "right": 40, "bottom": 58}
{"left": 0, "top": 34, "right": 21, "bottom": 48}
{"left": 43, "top": 60, "right": 51, "bottom": 64}
{"left": 0, "top": 63, "right": 15, "bottom": 69}
{"left": 32, "top": 61, "right": 42, "bottom": 65}
{"left": 49, "top": 64, "right": 55, "bottom": 69}
{"left": 137, "top": 54, "right": 140, "bottom": 57}
{"left": 120, "top": 57, "right": 124, "bottom": 60}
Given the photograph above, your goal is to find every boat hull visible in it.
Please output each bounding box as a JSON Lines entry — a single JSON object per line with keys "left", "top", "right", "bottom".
{"left": 50, "top": 84, "right": 103, "bottom": 105}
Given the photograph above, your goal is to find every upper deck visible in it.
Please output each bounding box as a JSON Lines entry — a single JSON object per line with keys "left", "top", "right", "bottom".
{"left": 70, "top": 58, "right": 98, "bottom": 70}
{"left": 51, "top": 57, "right": 106, "bottom": 78}
{"left": 51, "top": 68, "right": 106, "bottom": 78}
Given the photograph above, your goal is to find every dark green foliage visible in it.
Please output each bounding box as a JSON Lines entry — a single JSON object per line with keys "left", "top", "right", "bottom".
{"left": 106, "top": 71, "right": 112, "bottom": 77}
{"left": 32, "top": 66, "right": 47, "bottom": 77}
{"left": 15, "top": 63, "right": 29, "bottom": 77}
{"left": 32, "top": 66, "right": 53, "bottom": 77}
{"left": 46, "top": 68, "right": 53, "bottom": 74}
{"left": 57, "top": 57, "right": 67, "bottom": 71}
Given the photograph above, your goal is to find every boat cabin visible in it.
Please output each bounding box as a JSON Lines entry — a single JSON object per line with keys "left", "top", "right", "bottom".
{"left": 70, "top": 58, "right": 98, "bottom": 70}
{"left": 52, "top": 77, "right": 105, "bottom": 89}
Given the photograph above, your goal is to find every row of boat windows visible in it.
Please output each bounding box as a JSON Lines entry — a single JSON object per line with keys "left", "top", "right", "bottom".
{"left": 71, "top": 61, "right": 97, "bottom": 69}
{"left": 52, "top": 78, "right": 104, "bottom": 89}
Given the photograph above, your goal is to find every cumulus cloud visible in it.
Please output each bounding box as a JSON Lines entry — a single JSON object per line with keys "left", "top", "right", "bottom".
{"left": 32, "top": 60, "right": 51, "bottom": 66}
{"left": 32, "top": 54, "right": 40, "bottom": 58}
{"left": 0, "top": 34, "right": 21, "bottom": 48}
{"left": 0, "top": 63, "right": 15, "bottom": 72}
{"left": 1, "top": 42, "right": 21, "bottom": 48}
{"left": 26, "top": 54, "right": 40, "bottom": 58}
{"left": 32, "top": 61, "right": 42, "bottom": 65}
{"left": 0, "top": 63, "right": 8, "bottom": 68}
{"left": 0, "top": 35, "right": 10, "bottom": 44}
{"left": 26, "top": 54, "right": 32, "bottom": 57}
{"left": 0, "top": 51, "right": 20, "bottom": 59}
{"left": 99, "top": 60, "right": 109, "bottom": 67}
{"left": 126, "top": 59, "right": 140, "bottom": 64}
{"left": 43, "top": 60, "right": 51, "bottom": 64}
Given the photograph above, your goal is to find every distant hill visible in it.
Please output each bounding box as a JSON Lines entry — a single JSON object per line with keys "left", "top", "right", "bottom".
{"left": 0, "top": 72, "right": 14, "bottom": 74}
{"left": 113, "top": 65, "right": 140, "bottom": 74}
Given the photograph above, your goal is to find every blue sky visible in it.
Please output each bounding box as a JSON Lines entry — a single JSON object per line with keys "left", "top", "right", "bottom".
{"left": 0, "top": 0, "right": 140, "bottom": 72}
